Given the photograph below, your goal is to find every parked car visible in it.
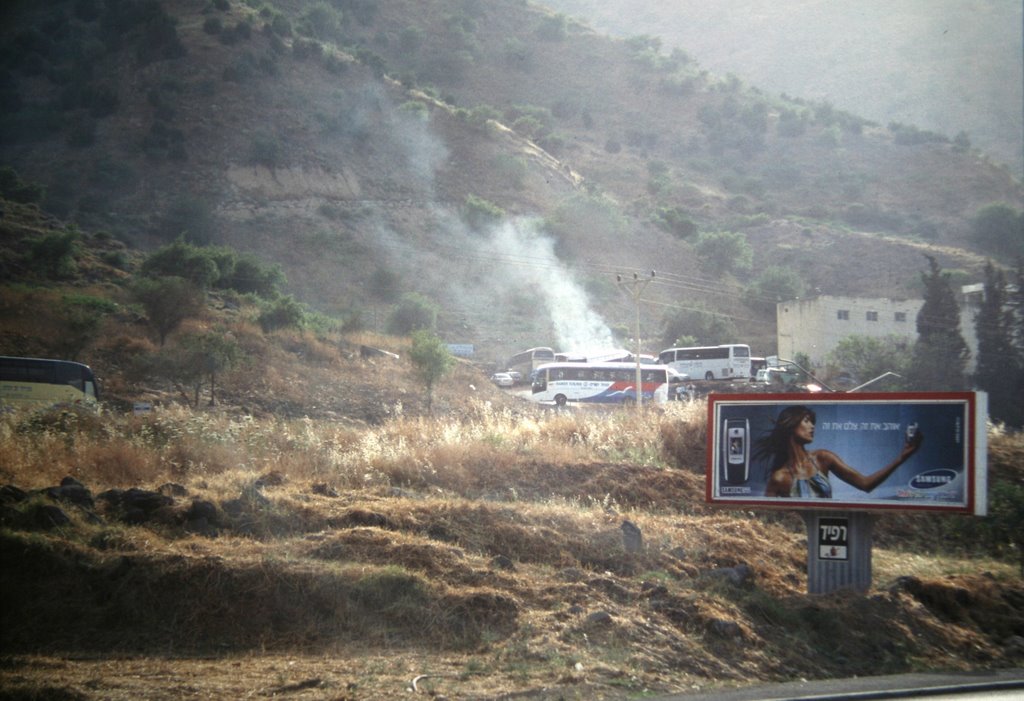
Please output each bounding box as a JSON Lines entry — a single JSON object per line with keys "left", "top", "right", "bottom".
{"left": 506, "top": 370, "right": 523, "bottom": 385}
{"left": 490, "top": 372, "right": 514, "bottom": 388}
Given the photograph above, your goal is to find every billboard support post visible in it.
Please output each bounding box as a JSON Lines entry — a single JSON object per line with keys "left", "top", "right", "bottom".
{"left": 802, "top": 511, "right": 875, "bottom": 595}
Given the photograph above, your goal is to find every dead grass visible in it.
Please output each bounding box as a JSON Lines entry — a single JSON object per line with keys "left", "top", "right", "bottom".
{"left": 1, "top": 402, "right": 1021, "bottom": 699}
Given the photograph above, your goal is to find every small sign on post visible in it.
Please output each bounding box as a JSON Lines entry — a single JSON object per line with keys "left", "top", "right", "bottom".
{"left": 804, "top": 511, "right": 874, "bottom": 594}
{"left": 817, "top": 516, "right": 849, "bottom": 560}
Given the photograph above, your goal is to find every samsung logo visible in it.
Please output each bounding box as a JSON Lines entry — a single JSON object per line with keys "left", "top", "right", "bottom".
{"left": 909, "top": 469, "right": 957, "bottom": 490}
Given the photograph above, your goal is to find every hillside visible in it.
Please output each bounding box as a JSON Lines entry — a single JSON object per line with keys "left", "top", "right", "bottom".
{"left": 2, "top": 3, "right": 1024, "bottom": 698}
{"left": 543, "top": 0, "right": 1024, "bottom": 180}
{"left": 1, "top": 195, "right": 1024, "bottom": 699}
{"left": 1, "top": 0, "right": 1021, "bottom": 367}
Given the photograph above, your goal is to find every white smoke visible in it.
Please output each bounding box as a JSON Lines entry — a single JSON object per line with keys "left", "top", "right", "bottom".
{"left": 484, "top": 218, "right": 615, "bottom": 353}
{"left": 345, "top": 81, "right": 616, "bottom": 355}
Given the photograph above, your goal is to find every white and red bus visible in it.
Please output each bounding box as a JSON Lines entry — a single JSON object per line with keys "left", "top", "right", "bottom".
{"left": 530, "top": 362, "right": 687, "bottom": 407}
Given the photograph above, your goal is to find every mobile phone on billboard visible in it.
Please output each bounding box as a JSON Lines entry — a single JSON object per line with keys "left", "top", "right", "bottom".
{"left": 722, "top": 418, "right": 749, "bottom": 484}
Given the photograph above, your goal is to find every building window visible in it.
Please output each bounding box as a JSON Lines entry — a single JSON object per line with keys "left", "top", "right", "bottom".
{"left": 895, "top": 311, "right": 907, "bottom": 322}
{"left": 866, "top": 311, "right": 878, "bottom": 321}
{"left": 837, "top": 309, "right": 849, "bottom": 320}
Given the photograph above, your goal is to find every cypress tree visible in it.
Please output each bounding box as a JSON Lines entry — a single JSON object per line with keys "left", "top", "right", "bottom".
{"left": 974, "top": 262, "right": 1020, "bottom": 425}
{"left": 907, "top": 255, "right": 969, "bottom": 390}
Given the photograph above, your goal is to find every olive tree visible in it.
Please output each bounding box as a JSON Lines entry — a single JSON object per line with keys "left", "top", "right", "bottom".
{"left": 408, "top": 330, "right": 453, "bottom": 413}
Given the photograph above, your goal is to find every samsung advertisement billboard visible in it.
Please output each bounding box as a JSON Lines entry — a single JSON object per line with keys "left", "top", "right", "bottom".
{"left": 706, "top": 392, "right": 987, "bottom": 514}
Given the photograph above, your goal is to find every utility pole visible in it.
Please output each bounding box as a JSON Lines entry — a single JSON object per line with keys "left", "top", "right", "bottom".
{"left": 616, "top": 271, "right": 655, "bottom": 409}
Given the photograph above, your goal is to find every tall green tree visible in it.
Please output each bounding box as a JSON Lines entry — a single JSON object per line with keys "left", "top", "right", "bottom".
{"left": 408, "top": 330, "right": 454, "bottom": 413}
{"left": 132, "top": 276, "right": 204, "bottom": 346}
{"left": 906, "top": 255, "right": 969, "bottom": 390}
{"left": 973, "top": 262, "right": 1020, "bottom": 425}
{"left": 827, "top": 335, "right": 910, "bottom": 388}
{"left": 179, "top": 331, "right": 241, "bottom": 406}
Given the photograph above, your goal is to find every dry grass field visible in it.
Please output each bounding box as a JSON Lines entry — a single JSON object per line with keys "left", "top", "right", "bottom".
{"left": 1, "top": 399, "right": 1022, "bottom": 700}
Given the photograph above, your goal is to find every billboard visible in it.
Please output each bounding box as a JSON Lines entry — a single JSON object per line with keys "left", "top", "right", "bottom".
{"left": 706, "top": 392, "right": 987, "bottom": 514}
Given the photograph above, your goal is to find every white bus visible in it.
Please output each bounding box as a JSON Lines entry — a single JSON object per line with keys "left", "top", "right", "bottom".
{"left": 658, "top": 344, "right": 751, "bottom": 380}
{"left": 506, "top": 347, "right": 556, "bottom": 381}
{"left": 530, "top": 362, "right": 686, "bottom": 406}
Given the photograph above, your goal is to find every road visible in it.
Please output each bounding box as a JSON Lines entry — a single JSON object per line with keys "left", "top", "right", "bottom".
{"left": 650, "top": 668, "right": 1024, "bottom": 700}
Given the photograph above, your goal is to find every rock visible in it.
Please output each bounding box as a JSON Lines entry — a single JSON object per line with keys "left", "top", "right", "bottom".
{"left": 709, "top": 618, "right": 743, "bottom": 639}
{"left": 48, "top": 479, "right": 94, "bottom": 509}
{"left": 98, "top": 487, "right": 173, "bottom": 524}
{"left": 584, "top": 611, "right": 614, "bottom": 628}
{"left": 255, "top": 471, "right": 287, "bottom": 488}
{"left": 311, "top": 483, "right": 339, "bottom": 497}
{"left": 620, "top": 519, "right": 643, "bottom": 553}
{"left": 158, "top": 482, "right": 188, "bottom": 497}
{"left": 667, "top": 546, "right": 687, "bottom": 561}
{"left": 709, "top": 563, "right": 754, "bottom": 587}
{"left": 490, "top": 555, "right": 516, "bottom": 571}
{"left": 34, "top": 504, "right": 71, "bottom": 529}
{"left": 0, "top": 484, "right": 29, "bottom": 504}
{"left": 587, "top": 577, "right": 632, "bottom": 603}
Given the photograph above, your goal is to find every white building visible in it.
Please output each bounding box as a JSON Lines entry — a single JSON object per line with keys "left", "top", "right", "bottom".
{"left": 776, "top": 291, "right": 980, "bottom": 372}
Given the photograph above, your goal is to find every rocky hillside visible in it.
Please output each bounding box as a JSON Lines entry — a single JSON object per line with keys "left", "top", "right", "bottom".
{"left": 1, "top": 0, "right": 1021, "bottom": 365}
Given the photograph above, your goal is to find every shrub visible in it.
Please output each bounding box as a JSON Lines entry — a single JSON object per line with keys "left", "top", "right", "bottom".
{"left": 259, "top": 295, "right": 305, "bottom": 332}
{"left": 777, "top": 108, "right": 808, "bottom": 137}
{"left": 0, "top": 167, "right": 46, "bottom": 204}
{"left": 461, "top": 195, "right": 504, "bottom": 231}
{"left": 216, "top": 252, "right": 285, "bottom": 298}
{"left": 296, "top": 4, "right": 342, "bottom": 42}
{"left": 203, "top": 17, "right": 223, "bottom": 35}
{"left": 889, "top": 122, "right": 949, "bottom": 146}
{"left": 141, "top": 238, "right": 220, "bottom": 288}
{"left": 387, "top": 293, "right": 438, "bottom": 335}
{"left": 26, "top": 230, "right": 80, "bottom": 278}
{"left": 970, "top": 203, "right": 1024, "bottom": 258}
{"left": 744, "top": 266, "right": 806, "bottom": 313}
{"left": 132, "top": 276, "right": 205, "bottom": 346}
{"left": 694, "top": 230, "right": 752, "bottom": 276}
{"left": 249, "top": 133, "right": 283, "bottom": 168}
{"left": 655, "top": 206, "right": 698, "bottom": 239}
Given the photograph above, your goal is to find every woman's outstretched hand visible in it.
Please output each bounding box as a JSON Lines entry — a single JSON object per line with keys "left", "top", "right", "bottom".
{"left": 900, "top": 429, "right": 924, "bottom": 460}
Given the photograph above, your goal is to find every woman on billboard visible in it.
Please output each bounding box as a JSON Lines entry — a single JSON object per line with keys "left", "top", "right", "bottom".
{"left": 756, "top": 406, "right": 924, "bottom": 498}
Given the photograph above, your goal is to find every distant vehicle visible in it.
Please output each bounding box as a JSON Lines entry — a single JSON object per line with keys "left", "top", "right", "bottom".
{"left": 530, "top": 362, "right": 682, "bottom": 407}
{"left": 669, "top": 373, "right": 695, "bottom": 401}
{"left": 506, "top": 370, "right": 523, "bottom": 384}
{"left": 762, "top": 366, "right": 800, "bottom": 386}
{"left": 506, "top": 347, "right": 556, "bottom": 378}
{"left": 1, "top": 356, "right": 100, "bottom": 409}
{"left": 658, "top": 344, "right": 752, "bottom": 380}
{"left": 490, "top": 372, "right": 515, "bottom": 388}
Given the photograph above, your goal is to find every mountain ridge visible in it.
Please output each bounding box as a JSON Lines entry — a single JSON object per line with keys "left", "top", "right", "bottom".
{"left": 1, "top": 0, "right": 1021, "bottom": 364}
